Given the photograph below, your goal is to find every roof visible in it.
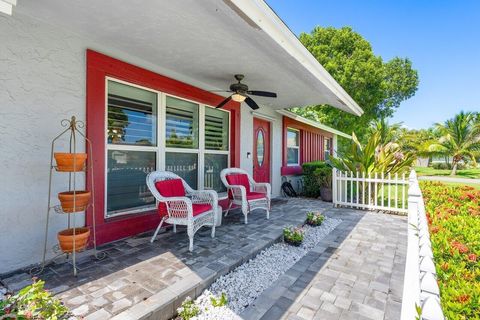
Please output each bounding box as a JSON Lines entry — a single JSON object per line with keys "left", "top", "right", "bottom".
{"left": 15, "top": 0, "right": 363, "bottom": 115}
{"left": 277, "top": 110, "right": 352, "bottom": 139}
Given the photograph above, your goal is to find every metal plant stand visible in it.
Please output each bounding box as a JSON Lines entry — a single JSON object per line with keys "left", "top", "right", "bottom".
{"left": 32, "top": 116, "right": 103, "bottom": 276}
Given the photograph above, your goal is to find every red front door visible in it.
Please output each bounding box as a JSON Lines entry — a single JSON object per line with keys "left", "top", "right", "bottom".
{"left": 253, "top": 118, "right": 271, "bottom": 183}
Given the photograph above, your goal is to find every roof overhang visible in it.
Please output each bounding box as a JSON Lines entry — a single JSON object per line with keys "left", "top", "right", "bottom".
{"left": 277, "top": 110, "right": 352, "bottom": 139}
{"left": 0, "top": 0, "right": 16, "bottom": 15}
{"left": 14, "top": 0, "right": 363, "bottom": 116}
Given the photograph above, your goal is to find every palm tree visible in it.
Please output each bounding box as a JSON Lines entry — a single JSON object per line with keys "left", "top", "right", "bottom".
{"left": 429, "top": 111, "right": 480, "bottom": 175}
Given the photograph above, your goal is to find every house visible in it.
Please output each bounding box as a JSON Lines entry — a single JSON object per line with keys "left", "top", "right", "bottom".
{"left": 0, "top": 0, "right": 362, "bottom": 274}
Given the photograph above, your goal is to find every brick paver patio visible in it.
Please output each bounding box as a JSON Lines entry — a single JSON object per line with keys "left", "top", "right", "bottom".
{"left": 241, "top": 207, "right": 407, "bottom": 320}
{"left": 0, "top": 199, "right": 406, "bottom": 320}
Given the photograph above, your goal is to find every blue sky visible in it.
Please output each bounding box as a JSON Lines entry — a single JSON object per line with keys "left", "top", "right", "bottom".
{"left": 267, "top": 0, "right": 480, "bottom": 129}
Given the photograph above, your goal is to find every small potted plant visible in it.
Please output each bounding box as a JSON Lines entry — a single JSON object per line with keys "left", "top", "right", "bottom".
{"left": 314, "top": 166, "right": 333, "bottom": 202}
{"left": 306, "top": 211, "right": 325, "bottom": 226}
{"left": 283, "top": 226, "right": 304, "bottom": 246}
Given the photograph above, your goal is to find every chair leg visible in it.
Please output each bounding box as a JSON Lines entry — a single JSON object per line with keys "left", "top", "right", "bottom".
{"left": 150, "top": 218, "right": 165, "bottom": 243}
{"left": 173, "top": 224, "right": 176, "bottom": 233}
{"left": 224, "top": 201, "right": 233, "bottom": 217}
{"left": 211, "top": 224, "right": 216, "bottom": 238}
{"left": 189, "top": 236, "right": 194, "bottom": 252}
{"left": 266, "top": 209, "right": 270, "bottom": 220}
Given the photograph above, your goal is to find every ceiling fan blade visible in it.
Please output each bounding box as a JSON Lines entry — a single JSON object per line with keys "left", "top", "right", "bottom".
{"left": 216, "top": 95, "right": 232, "bottom": 109}
{"left": 244, "top": 96, "right": 260, "bottom": 110}
{"left": 246, "top": 90, "right": 277, "bottom": 98}
{"left": 210, "top": 90, "right": 233, "bottom": 93}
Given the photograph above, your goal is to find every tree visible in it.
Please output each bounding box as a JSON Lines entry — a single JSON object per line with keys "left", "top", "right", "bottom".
{"left": 291, "top": 27, "right": 419, "bottom": 140}
{"left": 429, "top": 111, "right": 480, "bottom": 175}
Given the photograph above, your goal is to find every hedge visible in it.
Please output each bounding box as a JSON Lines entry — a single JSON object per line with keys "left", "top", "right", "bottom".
{"left": 421, "top": 181, "right": 480, "bottom": 320}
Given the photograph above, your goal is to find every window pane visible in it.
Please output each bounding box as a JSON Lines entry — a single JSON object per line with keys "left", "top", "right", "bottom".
{"left": 287, "top": 147, "right": 299, "bottom": 165}
{"left": 107, "top": 81, "right": 157, "bottom": 146}
{"left": 107, "top": 150, "right": 156, "bottom": 216}
{"left": 256, "top": 130, "right": 264, "bottom": 167}
{"left": 165, "top": 152, "right": 198, "bottom": 189}
{"left": 205, "top": 107, "right": 229, "bottom": 151}
{"left": 166, "top": 96, "right": 199, "bottom": 148}
{"left": 287, "top": 129, "right": 299, "bottom": 147}
{"left": 204, "top": 154, "right": 228, "bottom": 192}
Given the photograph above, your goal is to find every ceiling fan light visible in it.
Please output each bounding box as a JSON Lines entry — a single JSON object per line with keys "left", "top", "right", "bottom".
{"left": 231, "top": 93, "right": 246, "bottom": 102}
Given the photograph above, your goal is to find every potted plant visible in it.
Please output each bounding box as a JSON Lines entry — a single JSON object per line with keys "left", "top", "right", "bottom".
{"left": 306, "top": 211, "right": 325, "bottom": 226}
{"left": 283, "top": 226, "right": 304, "bottom": 246}
{"left": 314, "top": 166, "right": 333, "bottom": 202}
{"left": 57, "top": 227, "right": 90, "bottom": 253}
{"left": 58, "top": 190, "right": 91, "bottom": 212}
{"left": 54, "top": 152, "right": 87, "bottom": 172}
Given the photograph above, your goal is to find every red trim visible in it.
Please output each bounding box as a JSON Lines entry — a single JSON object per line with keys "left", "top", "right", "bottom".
{"left": 280, "top": 116, "right": 333, "bottom": 176}
{"left": 86, "top": 49, "right": 240, "bottom": 245}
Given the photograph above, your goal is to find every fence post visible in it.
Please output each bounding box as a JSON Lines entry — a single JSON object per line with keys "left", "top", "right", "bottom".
{"left": 332, "top": 168, "right": 337, "bottom": 207}
{"left": 401, "top": 169, "right": 422, "bottom": 320}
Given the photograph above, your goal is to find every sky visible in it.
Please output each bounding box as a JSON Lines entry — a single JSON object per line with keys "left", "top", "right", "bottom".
{"left": 267, "top": 0, "right": 480, "bottom": 130}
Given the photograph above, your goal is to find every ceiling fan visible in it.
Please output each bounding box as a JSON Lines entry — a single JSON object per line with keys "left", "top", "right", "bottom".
{"left": 215, "top": 74, "right": 277, "bottom": 110}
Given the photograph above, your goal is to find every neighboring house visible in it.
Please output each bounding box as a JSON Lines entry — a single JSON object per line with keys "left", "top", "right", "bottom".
{"left": 0, "top": 0, "right": 362, "bottom": 273}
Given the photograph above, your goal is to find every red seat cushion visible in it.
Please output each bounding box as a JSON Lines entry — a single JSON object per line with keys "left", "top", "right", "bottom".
{"left": 154, "top": 179, "right": 185, "bottom": 218}
{"left": 192, "top": 203, "right": 212, "bottom": 216}
{"left": 226, "top": 174, "right": 251, "bottom": 199}
{"left": 246, "top": 192, "right": 266, "bottom": 200}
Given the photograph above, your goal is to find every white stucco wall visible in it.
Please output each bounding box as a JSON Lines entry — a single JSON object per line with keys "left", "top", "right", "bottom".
{"left": 0, "top": 13, "right": 289, "bottom": 273}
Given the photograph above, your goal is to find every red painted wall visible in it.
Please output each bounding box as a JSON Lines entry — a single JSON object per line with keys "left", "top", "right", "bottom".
{"left": 86, "top": 49, "right": 240, "bottom": 245}
{"left": 280, "top": 116, "right": 333, "bottom": 175}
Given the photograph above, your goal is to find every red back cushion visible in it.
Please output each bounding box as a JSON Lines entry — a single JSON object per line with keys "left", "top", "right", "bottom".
{"left": 226, "top": 174, "right": 250, "bottom": 199}
{"left": 155, "top": 179, "right": 185, "bottom": 217}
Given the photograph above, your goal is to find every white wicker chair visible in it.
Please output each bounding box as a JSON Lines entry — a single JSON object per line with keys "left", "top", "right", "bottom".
{"left": 220, "top": 168, "right": 271, "bottom": 224}
{"left": 146, "top": 171, "right": 218, "bottom": 251}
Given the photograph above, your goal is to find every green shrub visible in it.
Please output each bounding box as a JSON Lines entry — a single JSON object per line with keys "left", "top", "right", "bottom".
{"left": 306, "top": 211, "right": 325, "bottom": 226}
{"left": 177, "top": 297, "right": 200, "bottom": 320}
{"left": 0, "top": 279, "right": 70, "bottom": 319}
{"left": 421, "top": 181, "right": 480, "bottom": 319}
{"left": 302, "top": 161, "right": 331, "bottom": 197}
{"left": 283, "top": 226, "right": 304, "bottom": 246}
{"left": 210, "top": 292, "right": 228, "bottom": 307}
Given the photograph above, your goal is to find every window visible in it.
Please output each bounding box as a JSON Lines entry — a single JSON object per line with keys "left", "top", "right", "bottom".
{"left": 106, "top": 79, "right": 230, "bottom": 217}
{"left": 324, "top": 137, "right": 332, "bottom": 160}
{"left": 287, "top": 128, "right": 300, "bottom": 165}
{"left": 106, "top": 80, "right": 158, "bottom": 217}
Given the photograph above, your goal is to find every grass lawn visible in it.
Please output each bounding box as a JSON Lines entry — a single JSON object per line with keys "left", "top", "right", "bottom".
{"left": 415, "top": 166, "right": 480, "bottom": 179}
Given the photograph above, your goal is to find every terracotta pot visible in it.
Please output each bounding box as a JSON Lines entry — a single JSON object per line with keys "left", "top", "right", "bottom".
{"left": 320, "top": 187, "right": 333, "bottom": 202}
{"left": 58, "top": 191, "right": 91, "bottom": 213}
{"left": 54, "top": 153, "right": 87, "bottom": 172}
{"left": 57, "top": 227, "right": 90, "bottom": 253}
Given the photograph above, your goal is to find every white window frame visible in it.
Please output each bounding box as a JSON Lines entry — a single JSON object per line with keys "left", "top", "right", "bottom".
{"left": 286, "top": 127, "right": 300, "bottom": 166}
{"left": 324, "top": 137, "right": 332, "bottom": 160}
{"left": 105, "top": 77, "right": 230, "bottom": 218}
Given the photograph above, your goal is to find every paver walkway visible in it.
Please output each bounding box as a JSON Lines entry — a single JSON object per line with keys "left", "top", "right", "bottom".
{"left": 241, "top": 207, "right": 407, "bottom": 320}
{"left": 1, "top": 199, "right": 407, "bottom": 320}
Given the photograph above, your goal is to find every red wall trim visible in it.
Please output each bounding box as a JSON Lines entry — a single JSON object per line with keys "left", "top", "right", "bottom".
{"left": 280, "top": 116, "right": 333, "bottom": 176}
{"left": 86, "top": 49, "right": 240, "bottom": 245}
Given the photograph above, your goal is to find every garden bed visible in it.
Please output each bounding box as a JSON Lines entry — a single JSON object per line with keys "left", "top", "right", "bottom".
{"left": 421, "top": 181, "right": 480, "bottom": 320}
{"left": 176, "top": 217, "right": 341, "bottom": 319}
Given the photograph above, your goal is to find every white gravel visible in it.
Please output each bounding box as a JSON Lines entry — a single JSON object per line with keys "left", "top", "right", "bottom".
{"left": 187, "top": 217, "right": 341, "bottom": 318}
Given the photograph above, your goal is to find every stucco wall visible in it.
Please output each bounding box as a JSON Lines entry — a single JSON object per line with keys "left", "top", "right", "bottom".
{"left": 0, "top": 13, "right": 288, "bottom": 273}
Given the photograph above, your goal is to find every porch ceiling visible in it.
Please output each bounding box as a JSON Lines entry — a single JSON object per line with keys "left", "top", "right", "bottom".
{"left": 16, "top": 0, "right": 362, "bottom": 115}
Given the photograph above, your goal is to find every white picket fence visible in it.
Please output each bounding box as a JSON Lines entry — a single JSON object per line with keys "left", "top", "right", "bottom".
{"left": 333, "top": 169, "right": 445, "bottom": 319}
{"left": 332, "top": 169, "right": 408, "bottom": 213}
{"left": 401, "top": 170, "right": 444, "bottom": 320}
